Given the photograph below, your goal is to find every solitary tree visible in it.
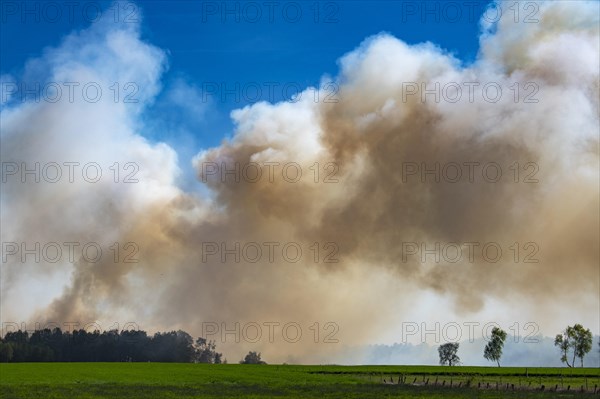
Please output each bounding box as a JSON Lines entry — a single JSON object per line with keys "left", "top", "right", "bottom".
{"left": 555, "top": 324, "right": 592, "bottom": 367}
{"left": 438, "top": 342, "right": 460, "bottom": 366}
{"left": 555, "top": 330, "right": 573, "bottom": 367}
{"left": 484, "top": 327, "right": 507, "bottom": 367}
{"left": 239, "top": 351, "right": 266, "bottom": 364}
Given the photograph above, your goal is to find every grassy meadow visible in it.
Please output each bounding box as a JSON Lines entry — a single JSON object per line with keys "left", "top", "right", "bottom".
{"left": 1, "top": 363, "right": 599, "bottom": 398}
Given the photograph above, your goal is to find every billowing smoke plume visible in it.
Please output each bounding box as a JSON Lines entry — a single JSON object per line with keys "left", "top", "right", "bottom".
{"left": 1, "top": 1, "right": 598, "bottom": 363}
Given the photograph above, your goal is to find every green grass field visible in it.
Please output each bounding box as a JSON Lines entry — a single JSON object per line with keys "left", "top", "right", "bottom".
{"left": 1, "top": 363, "right": 599, "bottom": 398}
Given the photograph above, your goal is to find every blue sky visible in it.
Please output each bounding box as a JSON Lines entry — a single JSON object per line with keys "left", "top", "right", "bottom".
{"left": 1, "top": 0, "right": 491, "bottom": 151}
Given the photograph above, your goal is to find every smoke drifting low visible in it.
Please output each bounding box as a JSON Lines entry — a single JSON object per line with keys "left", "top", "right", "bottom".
{"left": 1, "top": 1, "right": 598, "bottom": 363}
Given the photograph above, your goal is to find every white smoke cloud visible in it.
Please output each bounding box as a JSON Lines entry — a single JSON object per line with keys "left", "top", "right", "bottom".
{"left": 1, "top": 11, "right": 181, "bottom": 322}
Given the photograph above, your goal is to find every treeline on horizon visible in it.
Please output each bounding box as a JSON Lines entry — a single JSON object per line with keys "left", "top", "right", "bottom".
{"left": 0, "top": 328, "right": 223, "bottom": 363}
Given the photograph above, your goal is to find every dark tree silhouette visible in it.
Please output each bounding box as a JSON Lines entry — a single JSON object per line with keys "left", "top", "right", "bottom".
{"left": 438, "top": 342, "right": 460, "bottom": 366}
{"left": 239, "top": 351, "right": 266, "bottom": 364}
{"left": 195, "top": 337, "right": 222, "bottom": 364}
{"left": 0, "top": 328, "right": 222, "bottom": 363}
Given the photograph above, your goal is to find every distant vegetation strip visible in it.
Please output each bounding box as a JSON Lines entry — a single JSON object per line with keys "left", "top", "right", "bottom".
{"left": 308, "top": 365, "right": 600, "bottom": 378}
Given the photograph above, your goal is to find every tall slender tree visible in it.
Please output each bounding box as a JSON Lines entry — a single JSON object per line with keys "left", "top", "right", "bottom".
{"left": 555, "top": 324, "right": 593, "bottom": 367}
{"left": 484, "top": 327, "right": 507, "bottom": 367}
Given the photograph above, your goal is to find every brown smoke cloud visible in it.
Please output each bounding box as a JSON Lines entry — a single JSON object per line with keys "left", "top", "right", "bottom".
{"left": 1, "top": 1, "right": 598, "bottom": 362}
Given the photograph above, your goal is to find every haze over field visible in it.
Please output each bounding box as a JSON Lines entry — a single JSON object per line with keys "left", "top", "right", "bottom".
{"left": 1, "top": 0, "right": 598, "bottom": 364}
